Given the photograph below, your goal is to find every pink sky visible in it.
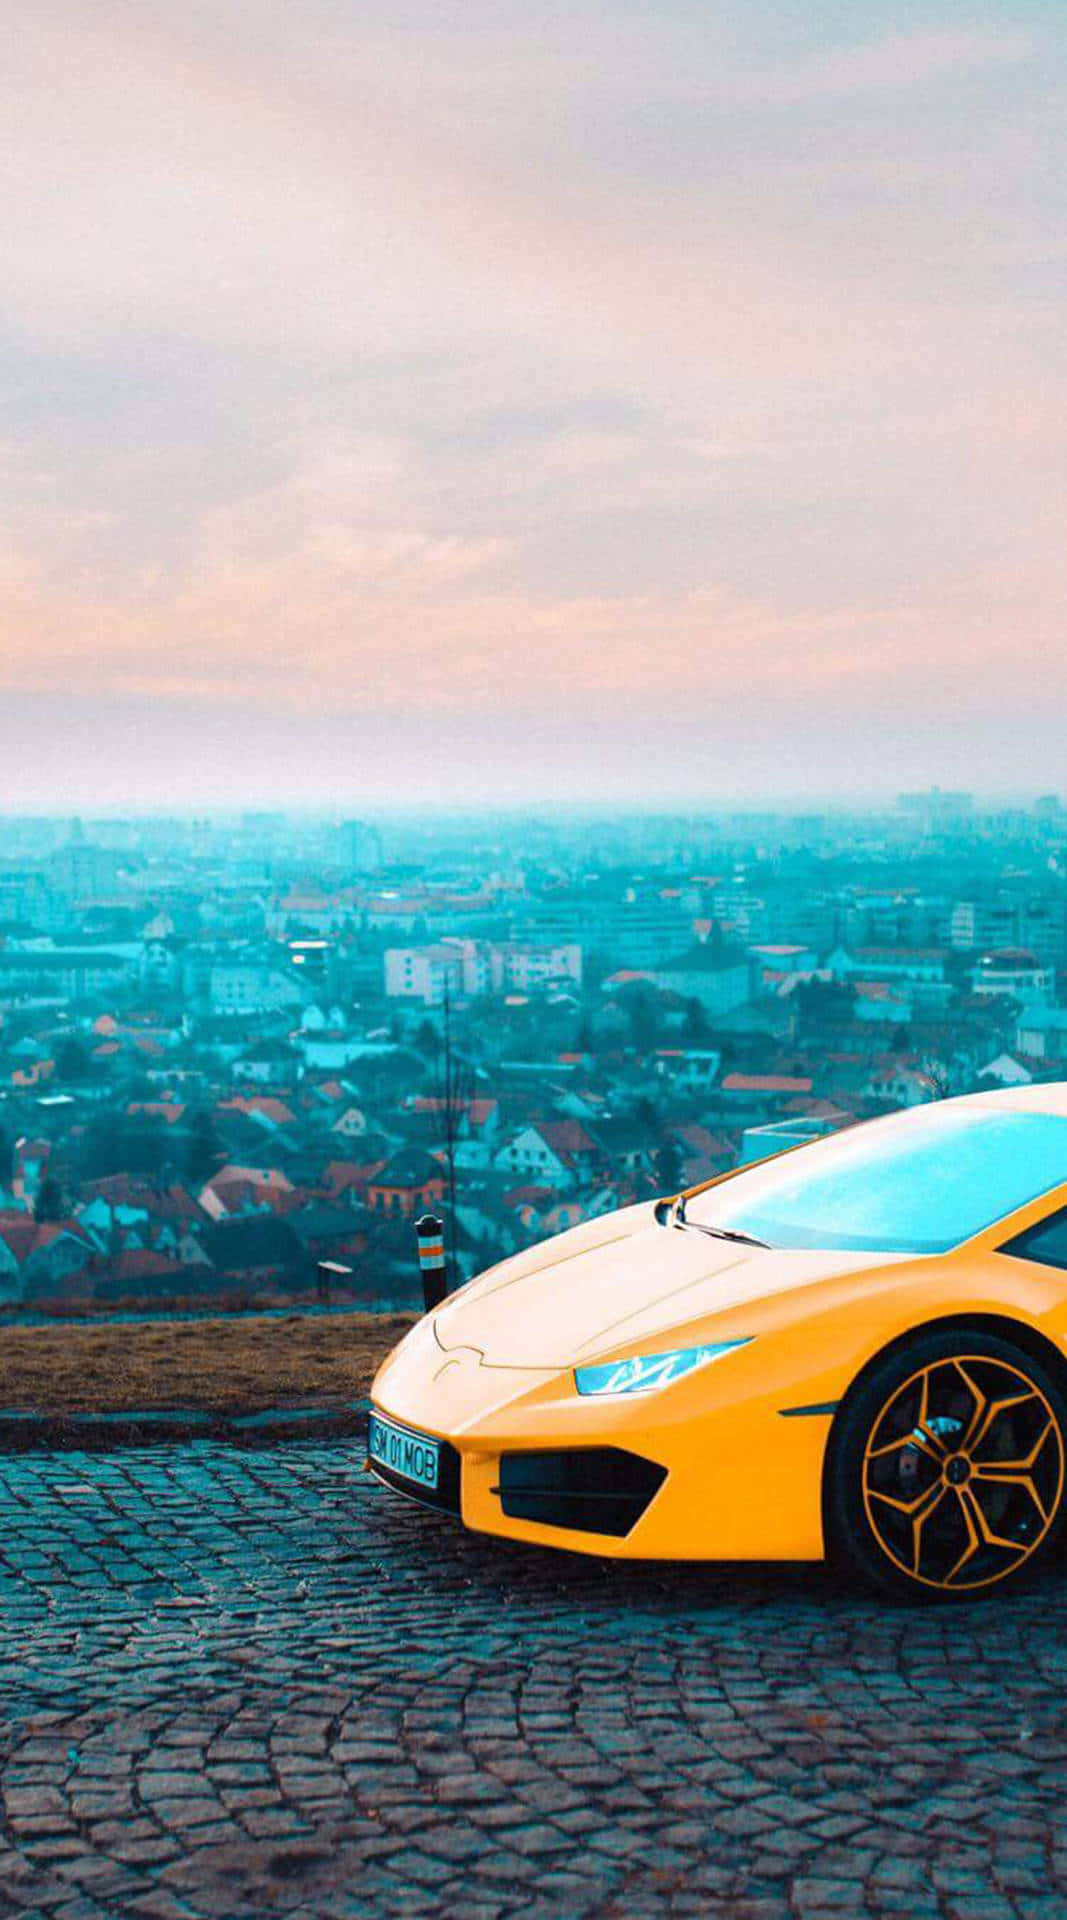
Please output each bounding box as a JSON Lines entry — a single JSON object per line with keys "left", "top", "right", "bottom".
{"left": 2, "top": 1, "right": 1065, "bottom": 806}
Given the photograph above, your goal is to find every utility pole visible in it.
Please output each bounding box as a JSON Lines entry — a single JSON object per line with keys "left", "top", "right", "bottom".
{"left": 441, "top": 978, "right": 460, "bottom": 1278}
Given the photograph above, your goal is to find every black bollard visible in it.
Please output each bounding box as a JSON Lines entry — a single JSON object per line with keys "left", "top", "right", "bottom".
{"left": 415, "top": 1213, "right": 447, "bottom": 1312}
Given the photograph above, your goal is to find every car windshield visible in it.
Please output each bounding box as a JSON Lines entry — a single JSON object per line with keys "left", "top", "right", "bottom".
{"left": 686, "top": 1109, "right": 1067, "bottom": 1255}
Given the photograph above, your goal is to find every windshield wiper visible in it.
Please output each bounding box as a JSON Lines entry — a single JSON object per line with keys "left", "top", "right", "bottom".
{"left": 667, "top": 1193, "right": 770, "bottom": 1248}
{"left": 694, "top": 1224, "right": 772, "bottom": 1248}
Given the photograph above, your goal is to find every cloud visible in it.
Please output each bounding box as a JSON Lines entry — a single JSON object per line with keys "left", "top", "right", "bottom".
{"left": 738, "top": 29, "right": 1034, "bottom": 105}
{"left": 2, "top": 1, "right": 1066, "bottom": 803}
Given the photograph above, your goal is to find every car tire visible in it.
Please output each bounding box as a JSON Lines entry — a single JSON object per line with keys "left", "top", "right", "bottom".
{"left": 826, "top": 1329, "right": 1067, "bottom": 1601}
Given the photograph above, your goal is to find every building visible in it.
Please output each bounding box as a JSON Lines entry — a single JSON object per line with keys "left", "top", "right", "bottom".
{"left": 971, "top": 950, "right": 1055, "bottom": 1009}
{"left": 384, "top": 938, "right": 581, "bottom": 1005}
{"left": 950, "top": 897, "right": 1066, "bottom": 964}
{"left": 646, "top": 945, "right": 752, "bottom": 1018}
{"left": 1016, "top": 1007, "right": 1067, "bottom": 1060}
{"left": 897, "top": 788, "right": 973, "bottom": 835}
{"left": 737, "top": 1115, "right": 844, "bottom": 1167}
{"left": 384, "top": 942, "right": 469, "bottom": 1006}
{"left": 493, "top": 1122, "right": 600, "bottom": 1192}
{"left": 339, "top": 819, "right": 383, "bottom": 875}
{"left": 207, "top": 958, "right": 305, "bottom": 1015}
{"left": 365, "top": 1149, "right": 447, "bottom": 1218}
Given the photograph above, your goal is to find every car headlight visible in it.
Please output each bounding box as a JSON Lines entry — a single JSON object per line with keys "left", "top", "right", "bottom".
{"left": 574, "top": 1339, "right": 752, "bottom": 1397}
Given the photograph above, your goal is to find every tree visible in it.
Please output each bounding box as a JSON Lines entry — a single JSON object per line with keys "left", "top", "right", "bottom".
{"left": 414, "top": 1018, "right": 439, "bottom": 1057}
{"left": 655, "top": 1136, "right": 684, "bottom": 1194}
{"left": 920, "top": 1058, "right": 952, "bottom": 1101}
{"left": 34, "top": 1175, "right": 65, "bottom": 1223}
{"left": 185, "top": 1109, "right": 222, "bottom": 1184}
{"left": 682, "top": 997, "right": 708, "bottom": 1044}
{"left": 625, "top": 988, "right": 658, "bottom": 1058}
{"left": 54, "top": 1034, "right": 92, "bottom": 1082}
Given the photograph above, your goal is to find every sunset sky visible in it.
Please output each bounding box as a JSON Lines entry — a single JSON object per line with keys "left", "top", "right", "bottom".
{"left": 3, "top": 0, "right": 1065, "bottom": 809}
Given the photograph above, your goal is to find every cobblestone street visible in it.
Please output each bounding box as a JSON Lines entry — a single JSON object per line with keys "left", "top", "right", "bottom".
{"left": 2, "top": 1442, "right": 1067, "bottom": 1919}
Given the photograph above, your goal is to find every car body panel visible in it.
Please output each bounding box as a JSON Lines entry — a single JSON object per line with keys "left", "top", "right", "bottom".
{"left": 370, "top": 1088, "right": 1067, "bottom": 1563}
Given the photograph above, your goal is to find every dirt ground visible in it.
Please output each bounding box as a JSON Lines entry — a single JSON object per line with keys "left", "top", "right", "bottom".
{"left": 0, "top": 1311, "right": 417, "bottom": 1415}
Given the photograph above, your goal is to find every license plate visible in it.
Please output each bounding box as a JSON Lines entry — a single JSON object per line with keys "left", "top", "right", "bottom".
{"left": 368, "top": 1414, "right": 440, "bottom": 1491}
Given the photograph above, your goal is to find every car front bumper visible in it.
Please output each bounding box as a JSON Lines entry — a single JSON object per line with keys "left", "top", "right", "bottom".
{"left": 368, "top": 1315, "right": 832, "bottom": 1562}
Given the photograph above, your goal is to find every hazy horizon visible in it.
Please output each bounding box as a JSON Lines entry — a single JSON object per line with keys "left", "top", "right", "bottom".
{"left": 4, "top": 1, "right": 1065, "bottom": 808}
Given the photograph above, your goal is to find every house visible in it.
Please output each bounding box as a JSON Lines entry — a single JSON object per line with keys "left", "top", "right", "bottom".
{"left": 0, "top": 1215, "right": 94, "bottom": 1301}
{"left": 126, "top": 1101, "right": 186, "bottom": 1128}
{"left": 652, "top": 1049, "right": 722, "bottom": 1093}
{"left": 971, "top": 950, "right": 1054, "bottom": 1009}
{"left": 667, "top": 1123, "right": 736, "bottom": 1187}
{"left": 409, "top": 1095, "right": 500, "bottom": 1141}
{"left": 385, "top": 939, "right": 581, "bottom": 1005}
{"left": 208, "top": 958, "right": 304, "bottom": 1016}
{"left": 749, "top": 943, "right": 819, "bottom": 978}
{"left": 865, "top": 1060, "right": 941, "bottom": 1107}
{"left": 323, "top": 1154, "right": 389, "bottom": 1205}
{"left": 852, "top": 982, "right": 914, "bottom": 1025}
{"left": 493, "top": 1121, "right": 599, "bottom": 1192}
{"left": 198, "top": 1164, "right": 294, "bottom": 1220}
{"left": 1016, "top": 1007, "right": 1067, "bottom": 1060}
{"left": 384, "top": 942, "right": 472, "bottom": 1006}
{"left": 646, "top": 945, "right": 752, "bottom": 1018}
{"left": 365, "top": 1149, "right": 447, "bottom": 1219}
{"left": 217, "top": 1095, "right": 297, "bottom": 1132}
{"left": 233, "top": 1038, "right": 297, "bottom": 1084}
{"left": 720, "top": 1073, "right": 814, "bottom": 1101}
{"left": 502, "top": 1184, "right": 556, "bottom": 1230}
{"left": 829, "top": 947, "right": 947, "bottom": 986}
{"left": 588, "top": 1116, "right": 658, "bottom": 1178}
{"left": 101, "top": 1249, "right": 191, "bottom": 1293}
{"left": 12, "top": 1137, "right": 51, "bottom": 1204}
{"left": 977, "top": 1052, "right": 1037, "bottom": 1088}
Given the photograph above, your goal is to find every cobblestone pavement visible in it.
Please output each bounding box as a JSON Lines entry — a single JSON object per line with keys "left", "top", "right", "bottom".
{"left": 2, "top": 1445, "right": 1067, "bottom": 1920}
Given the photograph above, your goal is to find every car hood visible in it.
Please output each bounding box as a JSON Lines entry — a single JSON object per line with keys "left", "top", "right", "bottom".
{"left": 433, "top": 1202, "right": 903, "bottom": 1367}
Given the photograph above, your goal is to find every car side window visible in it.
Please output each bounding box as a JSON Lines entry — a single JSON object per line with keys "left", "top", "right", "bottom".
{"left": 1000, "top": 1206, "right": 1067, "bottom": 1273}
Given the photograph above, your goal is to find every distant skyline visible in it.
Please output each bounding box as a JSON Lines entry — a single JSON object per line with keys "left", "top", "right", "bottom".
{"left": 4, "top": 1, "right": 1066, "bottom": 807}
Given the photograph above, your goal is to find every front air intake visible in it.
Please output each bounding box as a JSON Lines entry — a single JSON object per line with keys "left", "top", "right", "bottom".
{"left": 495, "top": 1448, "right": 666, "bottom": 1538}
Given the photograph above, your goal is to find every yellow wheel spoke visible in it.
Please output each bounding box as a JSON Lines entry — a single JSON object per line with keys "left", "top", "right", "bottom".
{"left": 910, "top": 1484, "right": 947, "bottom": 1578}
{"left": 971, "top": 1417, "right": 1053, "bottom": 1474}
{"left": 967, "top": 1390, "right": 1039, "bottom": 1458}
{"left": 957, "top": 1482, "right": 1028, "bottom": 1557}
{"left": 917, "top": 1370, "right": 950, "bottom": 1459}
{"left": 862, "top": 1353, "right": 1065, "bottom": 1593}
{"left": 869, "top": 1479, "right": 946, "bottom": 1519}
{"left": 953, "top": 1360, "right": 988, "bottom": 1450}
{"left": 867, "top": 1429, "right": 941, "bottom": 1464}
{"left": 971, "top": 1469, "right": 1049, "bottom": 1526}
{"left": 943, "top": 1486, "right": 980, "bottom": 1585}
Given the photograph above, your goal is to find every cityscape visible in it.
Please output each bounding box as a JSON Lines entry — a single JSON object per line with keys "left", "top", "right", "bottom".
{"left": 1, "top": 789, "right": 1064, "bottom": 1316}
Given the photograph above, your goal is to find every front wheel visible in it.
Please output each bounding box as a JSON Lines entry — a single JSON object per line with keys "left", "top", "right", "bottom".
{"left": 826, "top": 1330, "right": 1067, "bottom": 1600}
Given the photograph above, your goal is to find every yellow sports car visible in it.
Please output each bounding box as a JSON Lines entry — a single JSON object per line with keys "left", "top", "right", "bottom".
{"left": 368, "top": 1085, "right": 1067, "bottom": 1599}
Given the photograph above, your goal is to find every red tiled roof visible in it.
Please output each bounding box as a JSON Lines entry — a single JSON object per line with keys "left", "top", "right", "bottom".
{"left": 109, "top": 1250, "right": 186, "bottom": 1281}
{"left": 219, "top": 1096, "right": 296, "bottom": 1127}
{"left": 721, "top": 1073, "right": 813, "bottom": 1094}
{"left": 503, "top": 1184, "right": 554, "bottom": 1208}
{"left": 0, "top": 1217, "right": 88, "bottom": 1264}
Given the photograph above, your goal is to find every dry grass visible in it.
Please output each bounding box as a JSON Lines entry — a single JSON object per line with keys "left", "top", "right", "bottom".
{"left": 0, "top": 1312, "right": 417, "bottom": 1416}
